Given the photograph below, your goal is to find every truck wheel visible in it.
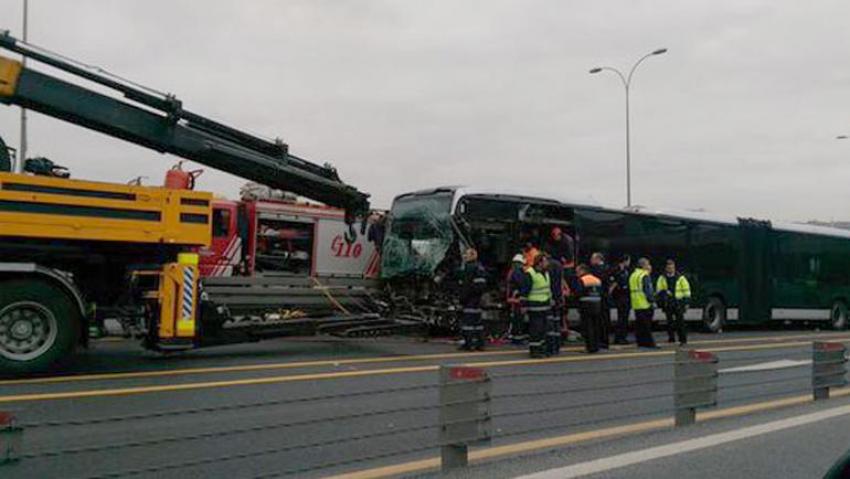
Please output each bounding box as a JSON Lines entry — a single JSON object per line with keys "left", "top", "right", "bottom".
{"left": 831, "top": 301, "right": 848, "bottom": 330}
{"left": 0, "top": 279, "right": 79, "bottom": 375}
{"left": 702, "top": 297, "right": 726, "bottom": 333}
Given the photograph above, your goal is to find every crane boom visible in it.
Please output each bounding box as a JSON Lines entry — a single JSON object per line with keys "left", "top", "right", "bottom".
{"left": 0, "top": 31, "right": 369, "bottom": 219}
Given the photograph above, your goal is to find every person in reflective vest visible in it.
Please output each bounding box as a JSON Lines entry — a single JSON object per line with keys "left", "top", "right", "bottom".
{"left": 459, "top": 247, "right": 488, "bottom": 351}
{"left": 629, "top": 257, "right": 658, "bottom": 349}
{"left": 575, "top": 264, "right": 603, "bottom": 353}
{"left": 525, "top": 254, "right": 552, "bottom": 358}
{"left": 656, "top": 258, "right": 692, "bottom": 345}
{"left": 506, "top": 253, "right": 530, "bottom": 344}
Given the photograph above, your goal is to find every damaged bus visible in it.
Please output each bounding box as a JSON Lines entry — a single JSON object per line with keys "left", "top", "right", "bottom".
{"left": 381, "top": 186, "right": 850, "bottom": 334}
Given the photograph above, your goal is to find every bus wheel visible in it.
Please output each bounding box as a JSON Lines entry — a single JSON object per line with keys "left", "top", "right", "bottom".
{"left": 702, "top": 297, "right": 726, "bottom": 333}
{"left": 0, "top": 279, "right": 80, "bottom": 375}
{"left": 830, "top": 301, "right": 848, "bottom": 330}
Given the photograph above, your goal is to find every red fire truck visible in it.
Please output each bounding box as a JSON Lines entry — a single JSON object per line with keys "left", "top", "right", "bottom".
{"left": 200, "top": 197, "right": 382, "bottom": 280}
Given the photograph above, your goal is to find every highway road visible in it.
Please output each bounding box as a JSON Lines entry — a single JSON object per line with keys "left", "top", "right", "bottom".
{"left": 1, "top": 329, "right": 848, "bottom": 479}
{"left": 460, "top": 394, "right": 850, "bottom": 479}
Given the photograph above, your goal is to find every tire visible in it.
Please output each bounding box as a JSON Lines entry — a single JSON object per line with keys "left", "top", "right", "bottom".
{"left": 831, "top": 301, "right": 848, "bottom": 330}
{"left": 0, "top": 278, "right": 80, "bottom": 375}
{"left": 702, "top": 297, "right": 726, "bottom": 333}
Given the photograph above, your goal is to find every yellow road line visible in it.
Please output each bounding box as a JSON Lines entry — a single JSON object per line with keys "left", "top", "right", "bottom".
{"left": 327, "top": 388, "right": 850, "bottom": 479}
{"left": 0, "top": 349, "right": 531, "bottom": 386}
{"left": 0, "top": 339, "right": 836, "bottom": 403}
{"left": 0, "top": 365, "right": 437, "bottom": 403}
{"left": 5, "top": 332, "right": 847, "bottom": 387}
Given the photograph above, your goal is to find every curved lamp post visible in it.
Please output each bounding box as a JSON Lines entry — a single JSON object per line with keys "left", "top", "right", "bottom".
{"left": 590, "top": 48, "right": 667, "bottom": 207}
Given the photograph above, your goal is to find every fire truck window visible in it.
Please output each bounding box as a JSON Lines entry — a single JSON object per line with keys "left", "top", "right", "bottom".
{"left": 212, "top": 209, "right": 231, "bottom": 238}
{"left": 255, "top": 219, "right": 314, "bottom": 275}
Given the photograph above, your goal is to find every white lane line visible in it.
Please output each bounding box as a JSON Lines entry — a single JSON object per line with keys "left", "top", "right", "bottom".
{"left": 515, "top": 402, "right": 850, "bottom": 479}
{"left": 719, "top": 359, "right": 811, "bottom": 373}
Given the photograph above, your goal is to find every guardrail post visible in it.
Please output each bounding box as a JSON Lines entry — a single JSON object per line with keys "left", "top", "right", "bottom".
{"left": 439, "top": 365, "right": 491, "bottom": 472}
{"left": 812, "top": 341, "right": 847, "bottom": 401}
{"left": 674, "top": 349, "right": 718, "bottom": 427}
{"left": 0, "top": 412, "right": 22, "bottom": 465}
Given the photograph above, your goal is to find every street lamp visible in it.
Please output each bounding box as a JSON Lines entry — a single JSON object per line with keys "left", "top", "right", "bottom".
{"left": 590, "top": 48, "right": 667, "bottom": 207}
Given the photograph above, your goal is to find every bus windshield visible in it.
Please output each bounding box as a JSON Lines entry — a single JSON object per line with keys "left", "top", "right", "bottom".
{"left": 381, "top": 191, "right": 455, "bottom": 278}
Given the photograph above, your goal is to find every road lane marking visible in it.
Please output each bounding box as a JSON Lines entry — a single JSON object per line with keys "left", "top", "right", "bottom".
{"left": 0, "top": 365, "right": 439, "bottom": 403}
{"left": 4, "top": 332, "right": 848, "bottom": 386}
{"left": 329, "top": 389, "right": 850, "bottom": 479}
{"left": 720, "top": 359, "right": 811, "bottom": 373}
{"left": 0, "top": 339, "right": 836, "bottom": 403}
{"left": 516, "top": 402, "right": 850, "bottom": 478}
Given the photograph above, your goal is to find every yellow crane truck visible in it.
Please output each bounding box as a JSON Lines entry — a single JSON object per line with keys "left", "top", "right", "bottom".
{"left": 0, "top": 31, "right": 382, "bottom": 375}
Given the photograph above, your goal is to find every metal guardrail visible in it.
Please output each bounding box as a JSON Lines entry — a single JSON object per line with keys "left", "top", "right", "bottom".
{"left": 1, "top": 341, "right": 847, "bottom": 476}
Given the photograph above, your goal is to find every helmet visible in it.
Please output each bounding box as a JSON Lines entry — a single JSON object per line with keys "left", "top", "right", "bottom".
{"left": 512, "top": 254, "right": 525, "bottom": 264}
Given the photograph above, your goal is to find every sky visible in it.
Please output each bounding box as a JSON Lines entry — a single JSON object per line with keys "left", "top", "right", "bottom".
{"left": 1, "top": 0, "right": 849, "bottom": 221}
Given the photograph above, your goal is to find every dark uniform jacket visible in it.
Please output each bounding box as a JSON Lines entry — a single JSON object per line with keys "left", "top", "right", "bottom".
{"left": 611, "top": 266, "right": 631, "bottom": 306}
{"left": 459, "top": 262, "right": 488, "bottom": 309}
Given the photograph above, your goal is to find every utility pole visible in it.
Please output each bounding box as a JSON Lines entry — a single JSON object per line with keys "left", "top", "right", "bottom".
{"left": 17, "top": 0, "right": 28, "bottom": 172}
{"left": 590, "top": 48, "right": 667, "bottom": 207}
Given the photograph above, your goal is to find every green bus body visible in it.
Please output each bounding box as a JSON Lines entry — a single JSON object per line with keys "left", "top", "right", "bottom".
{"left": 382, "top": 187, "right": 850, "bottom": 329}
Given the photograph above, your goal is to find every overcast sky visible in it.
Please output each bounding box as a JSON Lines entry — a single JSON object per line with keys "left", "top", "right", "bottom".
{"left": 1, "top": 0, "right": 849, "bottom": 220}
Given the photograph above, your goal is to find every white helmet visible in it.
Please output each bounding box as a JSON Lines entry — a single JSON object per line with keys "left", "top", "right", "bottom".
{"left": 512, "top": 253, "right": 525, "bottom": 264}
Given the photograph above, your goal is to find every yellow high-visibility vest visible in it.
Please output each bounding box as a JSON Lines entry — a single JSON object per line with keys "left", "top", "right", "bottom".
{"left": 656, "top": 275, "right": 692, "bottom": 300}
{"left": 527, "top": 269, "right": 552, "bottom": 303}
{"left": 629, "top": 269, "right": 651, "bottom": 310}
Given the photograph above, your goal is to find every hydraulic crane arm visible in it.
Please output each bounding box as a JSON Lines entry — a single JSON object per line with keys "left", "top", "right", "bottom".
{"left": 0, "top": 31, "right": 369, "bottom": 220}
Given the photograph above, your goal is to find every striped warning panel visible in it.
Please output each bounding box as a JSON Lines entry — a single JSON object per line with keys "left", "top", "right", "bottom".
{"left": 182, "top": 267, "right": 195, "bottom": 320}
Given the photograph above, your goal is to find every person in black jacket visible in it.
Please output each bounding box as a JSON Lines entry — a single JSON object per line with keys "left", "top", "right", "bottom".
{"left": 610, "top": 255, "right": 632, "bottom": 345}
{"left": 589, "top": 252, "right": 611, "bottom": 349}
{"left": 459, "top": 247, "right": 488, "bottom": 351}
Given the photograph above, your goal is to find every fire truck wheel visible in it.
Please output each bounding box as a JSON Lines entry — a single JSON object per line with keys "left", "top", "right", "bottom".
{"left": 0, "top": 279, "right": 80, "bottom": 375}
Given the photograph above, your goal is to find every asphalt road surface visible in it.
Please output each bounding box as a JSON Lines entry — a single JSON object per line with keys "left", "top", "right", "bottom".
{"left": 1, "top": 329, "right": 848, "bottom": 479}
{"left": 451, "top": 394, "right": 850, "bottom": 479}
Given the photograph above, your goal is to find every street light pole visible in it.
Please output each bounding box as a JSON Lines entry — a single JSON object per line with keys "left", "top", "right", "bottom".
{"left": 590, "top": 48, "right": 667, "bottom": 207}
{"left": 17, "top": 0, "right": 28, "bottom": 173}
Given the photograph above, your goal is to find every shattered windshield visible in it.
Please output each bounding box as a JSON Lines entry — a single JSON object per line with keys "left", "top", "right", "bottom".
{"left": 381, "top": 191, "right": 455, "bottom": 278}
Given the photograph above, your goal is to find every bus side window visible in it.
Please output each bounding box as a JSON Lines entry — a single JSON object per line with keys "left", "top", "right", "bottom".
{"left": 212, "top": 208, "right": 232, "bottom": 238}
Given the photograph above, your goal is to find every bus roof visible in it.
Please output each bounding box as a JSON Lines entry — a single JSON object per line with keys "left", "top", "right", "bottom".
{"left": 392, "top": 185, "right": 601, "bottom": 212}
{"left": 632, "top": 206, "right": 850, "bottom": 240}
{"left": 393, "top": 186, "right": 850, "bottom": 240}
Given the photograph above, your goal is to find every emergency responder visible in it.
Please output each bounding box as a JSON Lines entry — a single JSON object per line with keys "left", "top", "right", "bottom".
{"left": 575, "top": 264, "right": 603, "bottom": 353}
{"left": 589, "top": 252, "right": 611, "bottom": 349}
{"left": 523, "top": 241, "right": 540, "bottom": 268}
{"left": 459, "top": 247, "right": 488, "bottom": 351}
{"left": 546, "top": 226, "right": 575, "bottom": 340}
{"left": 656, "top": 258, "right": 692, "bottom": 345}
{"left": 629, "top": 257, "right": 658, "bottom": 349}
{"left": 525, "top": 253, "right": 552, "bottom": 358}
{"left": 506, "top": 253, "right": 530, "bottom": 344}
{"left": 610, "top": 255, "right": 632, "bottom": 345}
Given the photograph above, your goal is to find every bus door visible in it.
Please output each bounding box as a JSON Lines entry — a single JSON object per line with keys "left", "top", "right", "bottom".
{"left": 738, "top": 219, "right": 773, "bottom": 323}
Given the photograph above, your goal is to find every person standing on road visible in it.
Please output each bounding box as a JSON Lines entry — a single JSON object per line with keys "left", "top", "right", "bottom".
{"left": 610, "top": 255, "right": 632, "bottom": 345}
{"left": 525, "top": 254, "right": 552, "bottom": 358}
{"left": 506, "top": 253, "right": 530, "bottom": 344}
{"left": 459, "top": 247, "right": 488, "bottom": 351}
{"left": 589, "top": 252, "right": 611, "bottom": 350}
{"left": 629, "top": 257, "right": 658, "bottom": 349}
{"left": 656, "top": 258, "right": 691, "bottom": 345}
{"left": 545, "top": 227, "right": 575, "bottom": 341}
{"left": 575, "top": 264, "right": 603, "bottom": 353}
